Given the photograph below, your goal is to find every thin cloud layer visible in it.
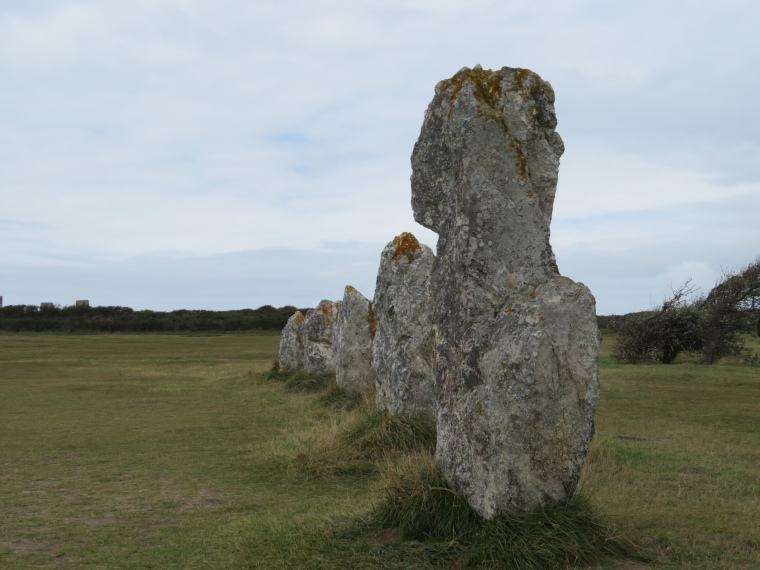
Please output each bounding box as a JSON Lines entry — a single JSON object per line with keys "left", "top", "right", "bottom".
{"left": 1, "top": 1, "right": 758, "bottom": 314}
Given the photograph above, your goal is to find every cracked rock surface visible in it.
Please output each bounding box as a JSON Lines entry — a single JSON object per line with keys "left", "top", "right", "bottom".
{"left": 412, "top": 66, "right": 600, "bottom": 517}
{"left": 302, "top": 299, "right": 341, "bottom": 372}
{"left": 372, "top": 233, "right": 436, "bottom": 417}
{"left": 278, "top": 311, "right": 305, "bottom": 371}
{"left": 335, "top": 286, "right": 376, "bottom": 392}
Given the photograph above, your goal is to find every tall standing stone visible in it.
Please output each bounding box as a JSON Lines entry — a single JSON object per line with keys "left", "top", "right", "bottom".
{"left": 412, "top": 66, "right": 600, "bottom": 518}
{"left": 278, "top": 310, "right": 305, "bottom": 371}
{"left": 303, "top": 299, "right": 341, "bottom": 372}
{"left": 372, "top": 232, "right": 436, "bottom": 417}
{"left": 334, "top": 286, "right": 376, "bottom": 392}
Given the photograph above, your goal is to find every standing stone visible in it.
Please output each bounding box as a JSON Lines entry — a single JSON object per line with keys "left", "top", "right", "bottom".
{"left": 372, "top": 232, "right": 436, "bottom": 417}
{"left": 334, "top": 286, "right": 376, "bottom": 392}
{"left": 278, "top": 310, "right": 305, "bottom": 371}
{"left": 412, "top": 66, "right": 600, "bottom": 518}
{"left": 303, "top": 299, "right": 341, "bottom": 372}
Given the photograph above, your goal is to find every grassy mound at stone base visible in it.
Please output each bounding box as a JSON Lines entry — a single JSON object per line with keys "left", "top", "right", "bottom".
{"left": 262, "top": 364, "right": 644, "bottom": 568}
{"left": 341, "top": 450, "right": 644, "bottom": 569}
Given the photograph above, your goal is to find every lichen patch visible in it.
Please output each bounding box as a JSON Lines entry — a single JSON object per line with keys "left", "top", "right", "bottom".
{"left": 320, "top": 302, "right": 335, "bottom": 324}
{"left": 391, "top": 232, "right": 422, "bottom": 263}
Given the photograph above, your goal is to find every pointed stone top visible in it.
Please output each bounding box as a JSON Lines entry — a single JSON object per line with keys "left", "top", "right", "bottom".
{"left": 390, "top": 232, "right": 423, "bottom": 263}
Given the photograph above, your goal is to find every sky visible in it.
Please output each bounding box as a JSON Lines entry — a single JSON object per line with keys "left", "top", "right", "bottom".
{"left": 2, "top": 1, "right": 759, "bottom": 315}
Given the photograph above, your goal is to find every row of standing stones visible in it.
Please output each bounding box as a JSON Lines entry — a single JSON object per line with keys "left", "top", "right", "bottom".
{"left": 277, "top": 65, "right": 600, "bottom": 520}
{"left": 278, "top": 232, "right": 436, "bottom": 417}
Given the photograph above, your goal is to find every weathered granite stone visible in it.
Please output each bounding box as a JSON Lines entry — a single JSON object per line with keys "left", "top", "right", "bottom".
{"left": 303, "top": 299, "right": 341, "bottom": 372}
{"left": 278, "top": 310, "right": 305, "bottom": 371}
{"left": 334, "top": 286, "right": 376, "bottom": 392}
{"left": 372, "top": 232, "right": 436, "bottom": 417}
{"left": 411, "top": 65, "right": 600, "bottom": 518}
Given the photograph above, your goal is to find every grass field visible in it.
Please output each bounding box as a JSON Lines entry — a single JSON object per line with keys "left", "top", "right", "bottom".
{"left": 1, "top": 332, "right": 758, "bottom": 568}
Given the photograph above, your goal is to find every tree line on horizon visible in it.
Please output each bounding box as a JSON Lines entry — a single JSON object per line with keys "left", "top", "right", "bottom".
{"left": 4, "top": 256, "right": 759, "bottom": 365}
{"left": 0, "top": 304, "right": 308, "bottom": 333}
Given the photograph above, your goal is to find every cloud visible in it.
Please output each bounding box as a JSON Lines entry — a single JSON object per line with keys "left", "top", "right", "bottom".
{"left": 2, "top": 243, "right": 386, "bottom": 310}
{"left": 0, "top": 1, "right": 758, "bottom": 315}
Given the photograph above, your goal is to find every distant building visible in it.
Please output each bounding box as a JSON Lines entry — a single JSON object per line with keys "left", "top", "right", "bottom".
{"left": 40, "top": 302, "right": 54, "bottom": 309}
{"left": 76, "top": 300, "right": 90, "bottom": 307}
{"left": 0, "top": 296, "right": 3, "bottom": 308}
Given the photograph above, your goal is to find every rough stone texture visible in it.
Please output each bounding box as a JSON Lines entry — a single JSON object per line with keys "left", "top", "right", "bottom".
{"left": 411, "top": 65, "right": 600, "bottom": 518}
{"left": 334, "top": 286, "right": 376, "bottom": 392}
{"left": 303, "top": 299, "right": 341, "bottom": 372}
{"left": 372, "top": 232, "right": 437, "bottom": 417}
{"left": 278, "top": 310, "right": 305, "bottom": 371}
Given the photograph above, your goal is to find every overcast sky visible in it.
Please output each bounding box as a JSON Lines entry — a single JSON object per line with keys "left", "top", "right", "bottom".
{"left": 2, "top": 1, "right": 759, "bottom": 315}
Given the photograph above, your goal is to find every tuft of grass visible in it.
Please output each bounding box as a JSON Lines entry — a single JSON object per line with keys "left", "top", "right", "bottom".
{"left": 262, "top": 360, "right": 282, "bottom": 380}
{"left": 261, "top": 362, "right": 334, "bottom": 392}
{"left": 318, "top": 383, "right": 364, "bottom": 410}
{"left": 342, "top": 410, "right": 437, "bottom": 459}
{"left": 290, "top": 397, "right": 436, "bottom": 480}
{"left": 352, "top": 450, "right": 643, "bottom": 569}
{"left": 372, "top": 451, "right": 478, "bottom": 540}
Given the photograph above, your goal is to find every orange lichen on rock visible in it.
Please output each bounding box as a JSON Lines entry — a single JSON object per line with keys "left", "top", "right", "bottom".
{"left": 391, "top": 232, "right": 422, "bottom": 263}
{"left": 512, "top": 67, "right": 533, "bottom": 89}
{"left": 438, "top": 67, "right": 507, "bottom": 122}
{"left": 321, "top": 302, "right": 335, "bottom": 324}
{"left": 512, "top": 67, "right": 545, "bottom": 100}
{"left": 345, "top": 285, "right": 357, "bottom": 294}
{"left": 294, "top": 311, "right": 305, "bottom": 323}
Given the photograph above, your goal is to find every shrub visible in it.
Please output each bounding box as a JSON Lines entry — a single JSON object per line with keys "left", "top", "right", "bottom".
{"left": 611, "top": 304, "right": 703, "bottom": 364}
{"left": 612, "top": 259, "right": 760, "bottom": 365}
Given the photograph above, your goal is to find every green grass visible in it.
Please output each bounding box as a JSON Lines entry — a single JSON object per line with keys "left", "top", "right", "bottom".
{"left": 288, "top": 395, "right": 437, "bottom": 480}
{"left": 1, "top": 332, "right": 758, "bottom": 568}
{"left": 263, "top": 362, "right": 335, "bottom": 392}
{"left": 354, "top": 451, "right": 639, "bottom": 569}
{"left": 0, "top": 333, "right": 364, "bottom": 568}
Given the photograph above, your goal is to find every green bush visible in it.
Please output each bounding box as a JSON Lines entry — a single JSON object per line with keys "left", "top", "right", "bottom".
{"left": 611, "top": 304, "right": 703, "bottom": 364}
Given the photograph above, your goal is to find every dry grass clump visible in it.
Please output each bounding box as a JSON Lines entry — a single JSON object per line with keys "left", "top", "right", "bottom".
{"left": 317, "top": 383, "right": 364, "bottom": 410}
{"left": 352, "top": 450, "right": 643, "bottom": 569}
{"left": 258, "top": 362, "right": 437, "bottom": 480}
{"left": 263, "top": 362, "right": 334, "bottom": 392}
{"left": 289, "top": 394, "right": 436, "bottom": 479}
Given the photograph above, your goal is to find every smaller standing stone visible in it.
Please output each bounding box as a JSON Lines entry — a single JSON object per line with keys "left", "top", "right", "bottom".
{"left": 334, "top": 286, "right": 376, "bottom": 392}
{"left": 372, "top": 232, "right": 436, "bottom": 417}
{"left": 278, "top": 311, "right": 305, "bottom": 371}
{"left": 303, "top": 299, "right": 341, "bottom": 372}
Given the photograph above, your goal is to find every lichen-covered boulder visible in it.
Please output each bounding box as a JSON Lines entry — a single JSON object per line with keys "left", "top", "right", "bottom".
{"left": 334, "top": 285, "right": 376, "bottom": 392}
{"left": 278, "top": 310, "right": 305, "bottom": 371}
{"left": 303, "top": 299, "right": 341, "bottom": 372}
{"left": 412, "top": 65, "right": 600, "bottom": 518}
{"left": 372, "top": 232, "right": 436, "bottom": 417}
